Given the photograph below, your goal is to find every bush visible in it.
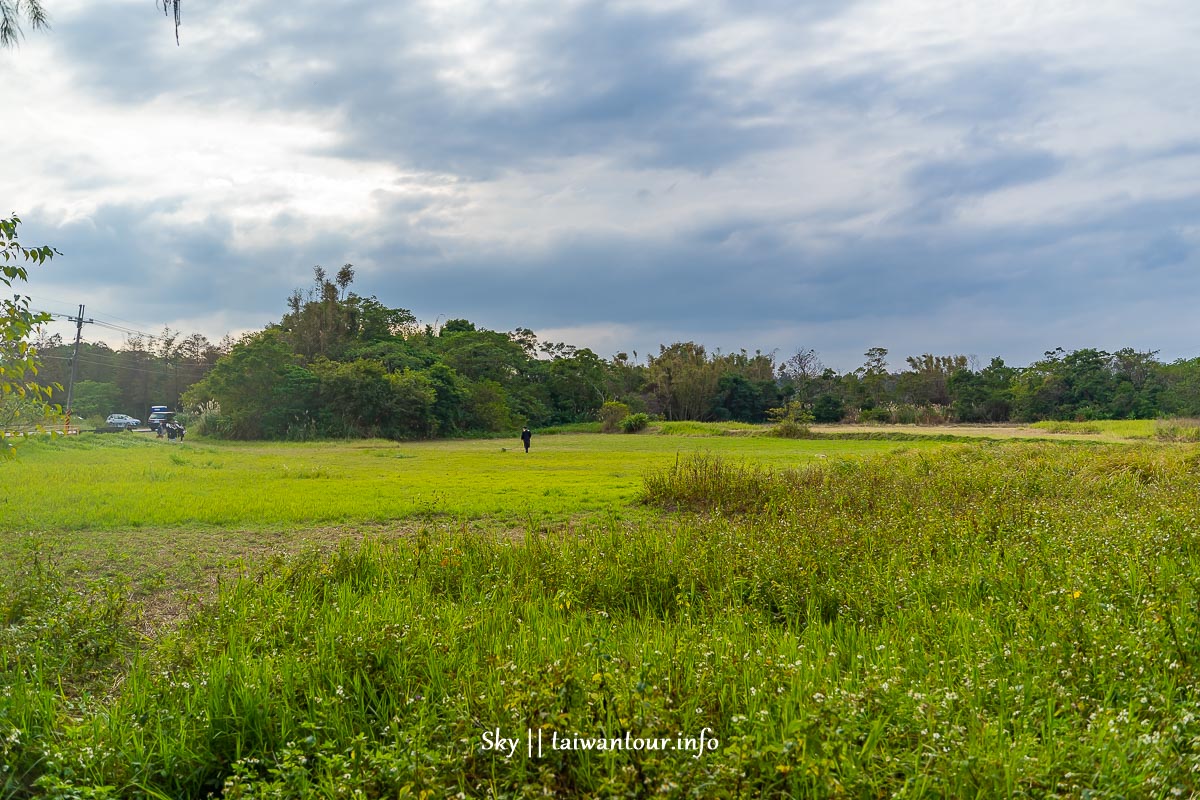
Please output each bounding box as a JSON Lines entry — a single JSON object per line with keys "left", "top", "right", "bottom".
{"left": 812, "top": 394, "right": 845, "bottom": 423}
{"left": 620, "top": 412, "right": 650, "bottom": 433}
{"left": 859, "top": 407, "right": 890, "bottom": 423}
{"left": 858, "top": 404, "right": 951, "bottom": 425}
{"left": 191, "top": 399, "right": 229, "bottom": 437}
{"left": 766, "top": 401, "right": 813, "bottom": 438}
{"left": 598, "top": 401, "right": 631, "bottom": 433}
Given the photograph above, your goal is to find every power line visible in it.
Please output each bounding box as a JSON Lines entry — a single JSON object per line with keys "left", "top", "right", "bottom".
{"left": 33, "top": 308, "right": 182, "bottom": 344}
{"left": 29, "top": 294, "right": 165, "bottom": 336}
{"left": 38, "top": 355, "right": 190, "bottom": 376}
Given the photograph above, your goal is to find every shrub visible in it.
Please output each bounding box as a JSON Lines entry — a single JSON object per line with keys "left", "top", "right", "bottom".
{"left": 598, "top": 401, "right": 631, "bottom": 433}
{"left": 859, "top": 407, "right": 890, "bottom": 423}
{"left": 191, "top": 399, "right": 229, "bottom": 437}
{"left": 620, "top": 412, "right": 650, "bottom": 433}
{"left": 857, "top": 403, "right": 951, "bottom": 425}
{"left": 812, "top": 393, "right": 845, "bottom": 423}
{"left": 915, "top": 404, "right": 953, "bottom": 425}
{"left": 766, "top": 401, "right": 813, "bottom": 438}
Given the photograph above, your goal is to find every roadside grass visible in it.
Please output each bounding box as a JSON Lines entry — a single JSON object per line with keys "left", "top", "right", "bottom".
{"left": 4, "top": 436, "right": 1200, "bottom": 796}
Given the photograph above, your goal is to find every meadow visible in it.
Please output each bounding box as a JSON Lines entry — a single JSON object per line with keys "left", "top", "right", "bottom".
{"left": 2, "top": 427, "right": 1199, "bottom": 798}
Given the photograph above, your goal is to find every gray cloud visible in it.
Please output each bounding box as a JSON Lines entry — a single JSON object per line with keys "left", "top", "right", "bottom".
{"left": 12, "top": 0, "right": 1200, "bottom": 370}
{"left": 353, "top": 186, "right": 1198, "bottom": 346}
{"left": 55, "top": 0, "right": 856, "bottom": 176}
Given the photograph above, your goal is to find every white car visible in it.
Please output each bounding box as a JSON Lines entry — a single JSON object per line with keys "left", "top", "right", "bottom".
{"left": 106, "top": 413, "right": 140, "bottom": 429}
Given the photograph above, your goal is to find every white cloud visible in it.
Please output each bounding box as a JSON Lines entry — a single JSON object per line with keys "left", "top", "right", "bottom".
{"left": 5, "top": 0, "right": 1200, "bottom": 365}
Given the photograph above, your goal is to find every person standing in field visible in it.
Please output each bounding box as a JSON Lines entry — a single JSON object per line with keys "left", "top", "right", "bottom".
{"left": 521, "top": 427, "right": 532, "bottom": 453}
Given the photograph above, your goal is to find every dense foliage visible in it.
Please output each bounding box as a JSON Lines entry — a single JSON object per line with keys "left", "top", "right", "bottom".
{"left": 28, "top": 267, "right": 1200, "bottom": 440}
{"left": 1, "top": 214, "right": 59, "bottom": 456}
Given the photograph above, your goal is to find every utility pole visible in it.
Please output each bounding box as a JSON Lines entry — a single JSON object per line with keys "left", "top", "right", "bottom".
{"left": 64, "top": 304, "right": 91, "bottom": 432}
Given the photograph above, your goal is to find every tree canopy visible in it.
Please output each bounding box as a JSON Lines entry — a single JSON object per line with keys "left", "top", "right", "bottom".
{"left": 1, "top": 214, "right": 59, "bottom": 456}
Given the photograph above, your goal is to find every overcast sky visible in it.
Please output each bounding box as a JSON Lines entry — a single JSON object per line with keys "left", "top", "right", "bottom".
{"left": 6, "top": 0, "right": 1198, "bottom": 371}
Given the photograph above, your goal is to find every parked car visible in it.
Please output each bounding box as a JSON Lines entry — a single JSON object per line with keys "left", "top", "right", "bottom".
{"left": 106, "top": 413, "right": 140, "bottom": 429}
{"left": 148, "top": 409, "right": 176, "bottom": 433}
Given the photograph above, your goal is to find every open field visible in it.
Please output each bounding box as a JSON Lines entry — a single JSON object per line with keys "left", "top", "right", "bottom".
{"left": 1, "top": 433, "right": 933, "bottom": 623}
{"left": 2, "top": 431, "right": 936, "bottom": 531}
{"left": 3, "top": 431, "right": 1200, "bottom": 797}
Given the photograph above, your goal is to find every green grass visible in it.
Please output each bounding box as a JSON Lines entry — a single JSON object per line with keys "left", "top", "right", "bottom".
{"left": 0, "top": 432, "right": 928, "bottom": 532}
{"left": 3, "top": 434, "right": 1200, "bottom": 797}
{"left": 650, "top": 420, "right": 763, "bottom": 436}
{"left": 1028, "top": 418, "right": 1159, "bottom": 438}
{"left": 1156, "top": 418, "right": 1200, "bottom": 442}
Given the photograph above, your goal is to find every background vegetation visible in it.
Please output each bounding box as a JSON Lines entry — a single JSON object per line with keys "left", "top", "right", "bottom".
{"left": 25, "top": 267, "right": 1200, "bottom": 442}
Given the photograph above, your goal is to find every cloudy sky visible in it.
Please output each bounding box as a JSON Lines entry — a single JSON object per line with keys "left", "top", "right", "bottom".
{"left": 6, "top": 0, "right": 1198, "bottom": 371}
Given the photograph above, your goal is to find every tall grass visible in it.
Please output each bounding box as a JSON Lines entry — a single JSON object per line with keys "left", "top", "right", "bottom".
{"left": 1, "top": 545, "right": 135, "bottom": 797}
{"left": 652, "top": 421, "right": 761, "bottom": 436}
{"left": 1030, "top": 419, "right": 1159, "bottom": 438}
{"left": 4, "top": 442, "right": 1200, "bottom": 796}
{"left": 1155, "top": 418, "right": 1200, "bottom": 442}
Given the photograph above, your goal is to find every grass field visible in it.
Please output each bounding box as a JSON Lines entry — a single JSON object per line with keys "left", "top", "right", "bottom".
{"left": 2, "top": 430, "right": 1200, "bottom": 798}
{"left": 2, "top": 431, "right": 932, "bottom": 531}
{"left": 1028, "top": 419, "right": 1158, "bottom": 437}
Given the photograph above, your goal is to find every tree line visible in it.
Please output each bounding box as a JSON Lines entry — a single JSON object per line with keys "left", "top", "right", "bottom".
{"left": 32, "top": 330, "right": 229, "bottom": 424}
{"left": 23, "top": 267, "right": 1200, "bottom": 440}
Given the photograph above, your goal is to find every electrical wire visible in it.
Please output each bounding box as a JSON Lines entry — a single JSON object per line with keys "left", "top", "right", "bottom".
{"left": 37, "top": 354, "right": 206, "bottom": 376}
{"left": 31, "top": 308, "right": 197, "bottom": 346}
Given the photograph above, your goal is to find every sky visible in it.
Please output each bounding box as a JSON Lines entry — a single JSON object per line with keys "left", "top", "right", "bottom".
{"left": 5, "top": 0, "right": 1199, "bottom": 372}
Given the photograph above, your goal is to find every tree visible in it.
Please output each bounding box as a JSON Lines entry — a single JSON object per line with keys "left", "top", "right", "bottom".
{"left": 544, "top": 347, "right": 607, "bottom": 424}
{"left": 1, "top": 214, "right": 59, "bottom": 456}
{"left": 68, "top": 380, "right": 122, "bottom": 419}
{"left": 645, "top": 342, "right": 721, "bottom": 420}
{"left": 1108, "top": 348, "right": 1163, "bottom": 419}
{"left": 811, "top": 393, "right": 845, "bottom": 423}
{"left": 436, "top": 327, "right": 529, "bottom": 385}
{"left": 424, "top": 363, "right": 469, "bottom": 435}
{"left": 604, "top": 351, "right": 646, "bottom": 404}
{"left": 710, "top": 373, "right": 778, "bottom": 422}
{"left": 852, "top": 347, "right": 891, "bottom": 409}
{"left": 181, "top": 330, "right": 302, "bottom": 439}
{"left": 1160, "top": 357, "right": 1200, "bottom": 417}
{"left": 947, "top": 358, "right": 1015, "bottom": 422}
{"left": 898, "top": 354, "right": 968, "bottom": 406}
{"left": 778, "top": 347, "right": 824, "bottom": 404}
{"left": 1, "top": 1, "right": 182, "bottom": 47}
{"left": 464, "top": 380, "right": 518, "bottom": 432}
{"left": 313, "top": 359, "right": 435, "bottom": 439}
{"left": 0, "top": 0, "right": 47, "bottom": 47}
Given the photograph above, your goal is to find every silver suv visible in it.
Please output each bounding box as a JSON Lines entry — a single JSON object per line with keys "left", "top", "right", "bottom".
{"left": 106, "top": 413, "right": 140, "bottom": 429}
